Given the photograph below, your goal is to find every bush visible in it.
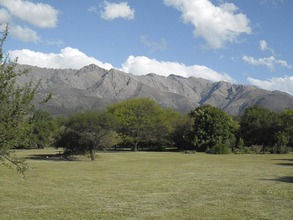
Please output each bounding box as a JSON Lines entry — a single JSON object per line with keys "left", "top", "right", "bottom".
{"left": 271, "top": 144, "right": 290, "bottom": 154}
{"left": 206, "top": 143, "right": 232, "bottom": 154}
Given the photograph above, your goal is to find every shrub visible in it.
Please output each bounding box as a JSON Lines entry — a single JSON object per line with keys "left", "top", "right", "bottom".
{"left": 206, "top": 143, "right": 232, "bottom": 154}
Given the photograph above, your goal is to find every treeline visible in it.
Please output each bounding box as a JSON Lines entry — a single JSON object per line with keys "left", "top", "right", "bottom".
{"left": 22, "top": 98, "right": 293, "bottom": 159}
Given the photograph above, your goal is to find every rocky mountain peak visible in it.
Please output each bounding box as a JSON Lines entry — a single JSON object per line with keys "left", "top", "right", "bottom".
{"left": 14, "top": 64, "right": 293, "bottom": 116}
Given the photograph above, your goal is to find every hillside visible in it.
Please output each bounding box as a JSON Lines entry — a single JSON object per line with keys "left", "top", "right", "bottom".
{"left": 15, "top": 64, "right": 293, "bottom": 115}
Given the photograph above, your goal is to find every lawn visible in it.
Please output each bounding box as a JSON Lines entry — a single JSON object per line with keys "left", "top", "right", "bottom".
{"left": 0, "top": 149, "right": 292, "bottom": 220}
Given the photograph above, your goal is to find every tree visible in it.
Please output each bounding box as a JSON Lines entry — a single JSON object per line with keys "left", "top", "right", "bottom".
{"left": 240, "top": 106, "right": 281, "bottom": 150}
{"left": 0, "top": 26, "right": 39, "bottom": 175}
{"left": 188, "top": 105, "right": 236, "bottom": 152}
{"left": 107, "top": 98, "right": 170, "bottom": 151}
{"left": 28, "top": 110, "right": 59, "bottom": 149}
{"left": 169, "top": 113, "right": 193, "bottom": 150}
{"left": 55, "top": 111, "right": 120, "bottom": 160}
{"left": 280, "top": 109, "right": 293, "bottom": 148}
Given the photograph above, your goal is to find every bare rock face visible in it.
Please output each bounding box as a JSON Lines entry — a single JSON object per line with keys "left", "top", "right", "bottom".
{"left": 15, "top": 64, "right": 293, "bottom": 116}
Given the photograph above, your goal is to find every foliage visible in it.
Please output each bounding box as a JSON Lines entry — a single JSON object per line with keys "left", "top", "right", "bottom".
{"left": 240, "top": 106, "right": 281, "bottom": 150}
{"left": 206, "top": 143, "right": 232, "bottom": 154}
{"left": 239, "top": 106, "right": 293, "bottom": 153}
{"left": 0, "top": 26, "right": 38, "bottom": 175}
{"left": 279, "top": 109, "right": 293, "bottom": 148}
{"left": 107, "top": 98, "right": 171, "bottom": 151}
{"left": 21, "top": 110, "right": 59, "bottom": 149}
{"left": 188, "top": 105, "right": 236, "bottom": 151}
{"left": 170, "top": 113, "right": 194, "bottom": 150}
{"left": 55, "top": 111, "right": 120, "bottom": 160}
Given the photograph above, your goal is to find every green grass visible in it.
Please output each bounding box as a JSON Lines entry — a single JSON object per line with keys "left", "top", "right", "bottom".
{"left": 1, "top": 149, "right": 293, "bottom": 220}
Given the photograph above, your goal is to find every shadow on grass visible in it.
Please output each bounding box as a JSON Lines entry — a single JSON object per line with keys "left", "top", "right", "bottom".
{"left": 272, "top": 158, "right": 293, "bottom": 167}
{"left": 273, "top": 176, "right": 293, "bottom": 183}
{"left": 26, "top": 154, "right": 73, "bottom": 161}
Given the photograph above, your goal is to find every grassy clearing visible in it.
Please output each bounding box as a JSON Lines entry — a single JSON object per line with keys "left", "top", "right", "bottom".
{"left": 0, "top": 149, "right": 292, "bottom": 220}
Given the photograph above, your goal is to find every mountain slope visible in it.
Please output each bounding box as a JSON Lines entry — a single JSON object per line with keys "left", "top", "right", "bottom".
{"left": 15, "top": 64, "right": 293, "bottom": 115}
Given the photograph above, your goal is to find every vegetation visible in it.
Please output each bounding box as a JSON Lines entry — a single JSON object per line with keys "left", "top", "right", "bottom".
{"left": 188, "top": 105, "right": 237, "bottom": 152}
{"left": 106, "top": 98, "right": 179, "bottom": 151}
{"left": 0, "top": 26, "right": 39, "bottom": 174}
{"left": 0, "top": 149, "right": 292, "bottom": 220}
{"left": 55, "top": 111, "right": 120, "bottom": 160}
{"left": 240, "top": 106, "right": 292, "bottom": 153}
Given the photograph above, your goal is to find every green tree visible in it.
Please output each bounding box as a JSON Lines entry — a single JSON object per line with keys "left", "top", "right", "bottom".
{"left": 28, "top": 110, "right": 59, "bottom": 149}
{"left": 188, "top": 105, "right": 236, "bottom": 152}
{"left": 107, "top": 98, "right": 170, "bottom": 151}
{"left": 240, "top": 106, "right": 281, "bottom": 151}
{"left": 0, "top": 26, "right": 39, "bottom": 174}
{"left": 55, "top": 111, "right": 119, "bottom": 160}
{"left": 169, "top": 113, "right": 193, "bottom": 150}
{"left": 280, "top": 109, "right": 293, "bottom": 148}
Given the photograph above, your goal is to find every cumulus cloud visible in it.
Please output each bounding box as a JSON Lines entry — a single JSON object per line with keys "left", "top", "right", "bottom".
{"left": 121, "top": 55, "right": 233, "bottom": 82}
{"left": 243, "top": 55, "right": 292, "bottom": 72}
{"left": 8, "top": 48, "right": 233, "bottom": 82}
{"left": 9, "top": 25, "right": 40, "bottom": 42}
{"left": 164, "top": 0, "right": 251, "bottom": 49}
{"left": 248, "top": 76, "right": 293, "bottom": 96}
{"left": 101, "top": 1, "right": 135, "bottom": 20}
{"left": 0, "top": 0, "right": 58, "bottom": 28}
{"left": 8, "top": 47, "right": 113, "bottom": 70}
{"left": 140, "top": 35, "right": 167, "bottom": 52}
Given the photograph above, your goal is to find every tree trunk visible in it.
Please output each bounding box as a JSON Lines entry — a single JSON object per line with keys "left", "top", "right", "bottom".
{"left": 133, "top": 142, "right": 138, "bottom": 152}
{"left": 90, "top": 147, "right": 95, "bottom": 161}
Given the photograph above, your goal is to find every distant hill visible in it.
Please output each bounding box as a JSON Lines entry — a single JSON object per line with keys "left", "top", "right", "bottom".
{"left": 15, "top": 64, "right": 293, "bottom": 116}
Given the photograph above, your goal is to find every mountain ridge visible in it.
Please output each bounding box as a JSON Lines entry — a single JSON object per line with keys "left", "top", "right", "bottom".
{"left": 15, "top": 64, "right": 293, "bottom": 116}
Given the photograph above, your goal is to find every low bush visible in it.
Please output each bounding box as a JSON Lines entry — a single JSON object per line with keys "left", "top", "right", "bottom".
{"left": 206, "top": 143, "right": 232, "bottom": 154}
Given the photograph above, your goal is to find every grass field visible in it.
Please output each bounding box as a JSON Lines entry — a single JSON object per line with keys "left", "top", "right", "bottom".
{"left": 0, "top": 149, "right": 292, "bottom": 220}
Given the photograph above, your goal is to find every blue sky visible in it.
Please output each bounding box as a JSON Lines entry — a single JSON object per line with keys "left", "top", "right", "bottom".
{"left": 1, "top": 0, "right": 293, "bottom": 95}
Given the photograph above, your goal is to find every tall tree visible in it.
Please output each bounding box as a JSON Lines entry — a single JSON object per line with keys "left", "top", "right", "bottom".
{"left": 188, "top": 105, "right": 236, "bottom": 152}
{"left": 0, "top": 26, "right": 38, "bottom": 174}
{"left": 107, "top": 98, "right": 169, "bottom": 151}
{"left": 240, "top": 106, "right": 281, "bottom": 149}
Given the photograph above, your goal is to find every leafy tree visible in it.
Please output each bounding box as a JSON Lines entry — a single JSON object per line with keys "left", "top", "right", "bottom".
{"left": 107, "top": 98, "right": 170, "bottom": 151}
{"left": 28, "top": 110, "right": 59, "bottom": 149}
{"left": 55, "top": 111, "right": 119, "bottom": 160}
{"left": 280, "top": 109, "right": 293, "bottom": 148}
{"left": 240, "top": 106, "right": 281, "bottom": 151}
{"left": 0, "top": 26, "right": 39, "bottom": 174}
{"left": 170, "top": 113, "right": 193, "bottom": 150}
{"left": 188, "top": 105, "right": 236, "bottom": 152}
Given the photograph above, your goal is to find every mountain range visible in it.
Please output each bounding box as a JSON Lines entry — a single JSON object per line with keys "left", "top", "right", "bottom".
{"left": 15, "top": 64, "right": 293, "bottom": 116}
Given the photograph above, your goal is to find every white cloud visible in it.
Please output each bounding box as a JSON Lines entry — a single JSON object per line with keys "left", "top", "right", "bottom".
{"left": 0, "top": 0, "right": 58, "bottom": 28}
{"left": 140, "top": 35, "right": 167, "bottom": 52}
{"left": 164, "top": 0, "right": 251, "bottom": 49}
{"left": 121, "top": 55, "right": 233, "bottom": 82}
{"left": 10, "top": 25, "right": 40, "bottom": 42}
{"left": 259, "top": 40, "right": 275, "bottom": 54}
{"left": 8, "top": 48, "right": 233, "bottom": 82}
{"left": 260, "top": 40, "right": 268, "bottom": 51}
{"left": 248, "top": 76, "right": 293, "bottom": 96}
{"left": 243, "top": 55, "right": 292, "bottom": 72}
{"left": 101, "top": 1, "right": 135, "bottom": 20}
{"left": 0, "top": 8, "right": 11, "bottom": 23}
{"left": 8, "top": 47, "right": 113, "bottom": 70}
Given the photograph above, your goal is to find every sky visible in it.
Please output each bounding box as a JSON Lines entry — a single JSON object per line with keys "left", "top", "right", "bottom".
{"left": 0, "top": 0, "right": 293, "bottom": 95}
